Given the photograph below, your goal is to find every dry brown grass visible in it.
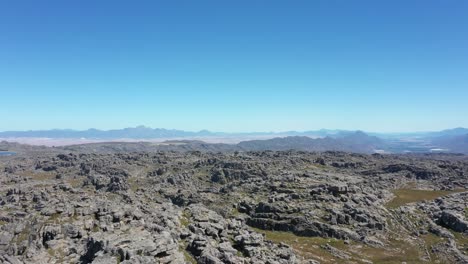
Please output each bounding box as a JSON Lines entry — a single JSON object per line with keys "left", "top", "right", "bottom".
{"left": 252, "top": 227, "right": 443, "bottom": 263}
{"left": 251, "top": 228, "right": 343, "bottom": 263}
{"left": 18, "top": 170, "right": 56, "bottom": 181}
{"left": 386, "top": 189, "right": 463, "bottom": 208}
{"left": 67, "top": 177, "right": 84, "bottom": 188}
{"left": 452, "top": 231, "right": 468, "bottom": 256}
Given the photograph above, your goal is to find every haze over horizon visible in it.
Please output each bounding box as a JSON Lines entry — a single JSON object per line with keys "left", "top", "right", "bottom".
{"left": 0, "top": 125, "right": 467, "bottom": 135}
{"left": 1, "top": 1, "right": 468, "bottom": 132}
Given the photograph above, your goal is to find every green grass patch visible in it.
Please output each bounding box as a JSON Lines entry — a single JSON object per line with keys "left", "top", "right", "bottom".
{"left": 128, "top": 177, "right": 144, "bottom": 192}
{"left": 358, "top": 237, "right": 423, "bottom": 263}
{"left": 18, "top": 170, "right": 56, "bottom": 181}
{"left": 386, "top": 189, "right": 463, "bottom": 208}
{"left": 183, "top": 251, "right": 197, "bottom": 264}
{"left": 422, "top": 233, "right": 447, "bottom": 262}
{"left": 47, "top": 247, "right": 66, "bottom": 262}
{"left": 92, "top": 225, "right": 100, "bottom": 232}
{"left": 15, "top": 226, "right": 31, "bottom": 244}
{"left": 179, "top": 216, "right": 190, "bottom": 227}
{"left": 451, "top": 231, "right": 468, "bottom": 255}
{"left": 230, "top": 207, "right": 241, "bottom": 217}
{"left": 251, "top": 228, "right": 348, "bottom": 263}
{"left": 46, "top": 213, "right": 61, "bottom": 224}
{"left": 67, "top": 177, "right": 83, "bottom": 188}
{"left": 178, "top": 237, "right": 196, "bottom": 264}
{"left": 252, "top": 227, "right": 443, "bottom": 264}
{"left": 179, "top": 209, "right": 192, "bottom": 228}
{"left": 422, "top": 233, "right": 444, "bottom": 246}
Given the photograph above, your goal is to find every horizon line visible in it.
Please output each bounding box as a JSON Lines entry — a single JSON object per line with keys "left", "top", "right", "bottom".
{"left": 0, "top": 126, "right": 466, "bottom": 135}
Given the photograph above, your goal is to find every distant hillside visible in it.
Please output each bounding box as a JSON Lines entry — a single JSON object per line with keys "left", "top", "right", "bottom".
{"left": 431, "top": 134, "right": 468, "bottom": 154}
{"left": 0, "top": 126, "right": 221, "bottom": 139}
{"left": 237, "top": 131, "right": 384, "bottom": 153}
{"left": 1, "top": 126, "right": 466, "bottom": 142}
{"left": 427, "top": 127, "right": 468, "bottom": 138}
{"left": 0, "top": 126, "right": 356, "bottom": 139}
{"left": 4, "top": 131, "right": 467, "bottom": 155}
{"left": 2, "top": 127, "right": 467, "bottom": 154}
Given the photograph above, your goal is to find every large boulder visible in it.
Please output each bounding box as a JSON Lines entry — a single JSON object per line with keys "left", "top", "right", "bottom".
{"left": 437, "top": 210, "right": 468, "bottom": 232}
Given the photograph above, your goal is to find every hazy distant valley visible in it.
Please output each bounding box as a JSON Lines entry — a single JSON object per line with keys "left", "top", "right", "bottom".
{"left": 1, "top": 126, "right": 467, "bottom": 154}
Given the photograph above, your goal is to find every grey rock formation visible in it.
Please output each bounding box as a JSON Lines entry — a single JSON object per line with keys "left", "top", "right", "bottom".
{"left": 0, "top": 146, "right": 467, "bottom": 263}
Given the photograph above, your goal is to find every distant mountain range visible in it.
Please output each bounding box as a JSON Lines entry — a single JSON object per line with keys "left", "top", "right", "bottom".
{"left": 0, "top": 126, "right": 217, "bottom": 139}
{"left": 0, "top": 131, "right": 386, "bottom": 154}
{"left": 431, "top": 134, "right": 468, "bottom": 153}
{"left": 0, "top": 126, "right": 368, "bottom": 140}
{"left": 0, "top": 126, "right": 467, "bottom": 154}
{"left": 238, "top": 131, "right": 384, "bottom": 153}
{"left": 1, "top": 126, "right": 467, "bottom": 139}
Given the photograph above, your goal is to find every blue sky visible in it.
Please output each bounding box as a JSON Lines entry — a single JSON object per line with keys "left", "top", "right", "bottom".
{"left": 1, "top": 1, "right": 467, "bottom": 132}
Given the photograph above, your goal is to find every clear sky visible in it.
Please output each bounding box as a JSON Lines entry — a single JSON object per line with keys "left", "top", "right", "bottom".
{"left": 1, "top": 1, "right": 467, "bottom": 132}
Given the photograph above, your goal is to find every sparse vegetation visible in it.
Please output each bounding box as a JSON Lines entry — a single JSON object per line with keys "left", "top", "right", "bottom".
{"left": 451, "top": 231, "right": 468, "bottom": 255}
{"left": 252, "top": 228, "right": 352, "bottom": 263}
{"left": 92, "top": 224, "right": 100, "bottom": 232}
{"left": 253, "top": 227, "right": 439, "bottom": 264}
{"left": 128, "top": 177, "right": 142, "bottom": 192}
{"left": 1, "top": 148, "right": 467, "bottom": 263}
{"left": 180, "top": 245, "right": 197, "bottom": 264}
{"left": 386, "top": 189, "right": 462, "bottom": 208}
{"left": 179, "top": 215, "right": 190, "bottom": 228}
{"left": 47, "top": 213, "right": 62, "bottom": 224}
{"left": 67, "top": 177, "right": 83, "bottom": 188}
{"left": 18, "top": 170, "right": 56, "bottom": 181}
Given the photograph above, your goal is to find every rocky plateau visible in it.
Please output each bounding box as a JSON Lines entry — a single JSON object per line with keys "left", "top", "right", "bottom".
{"left": 0, "top": 142, "right": 467, "bottom": 263}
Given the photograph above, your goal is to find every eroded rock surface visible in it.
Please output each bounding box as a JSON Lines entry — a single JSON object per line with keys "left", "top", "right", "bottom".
{"left": 0, "top": 146, "right": 467, "bottom": 263}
